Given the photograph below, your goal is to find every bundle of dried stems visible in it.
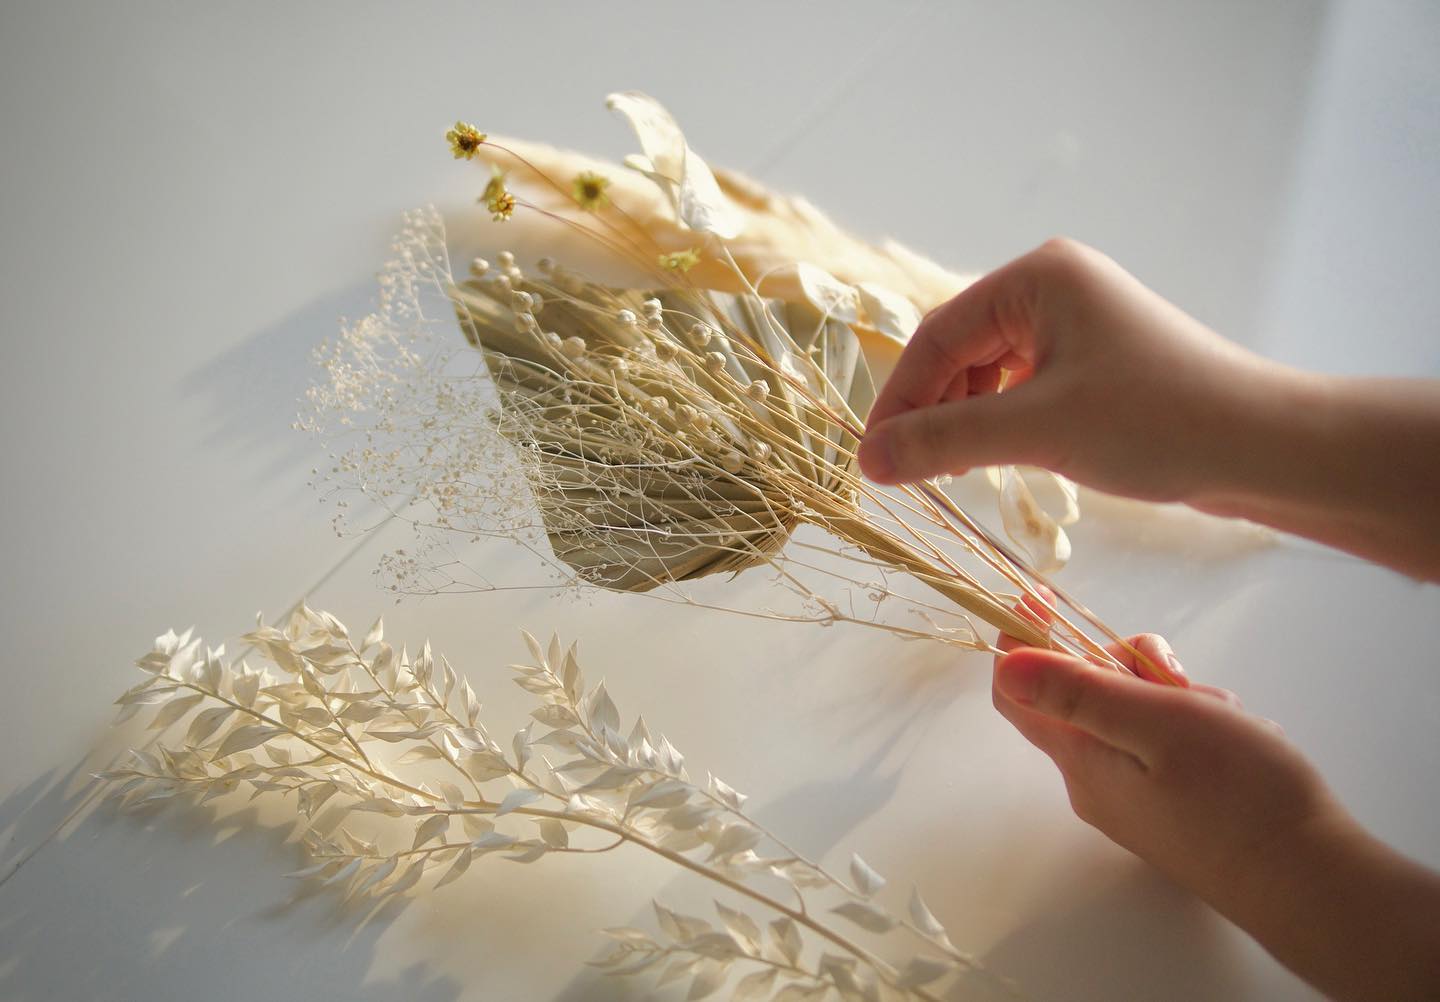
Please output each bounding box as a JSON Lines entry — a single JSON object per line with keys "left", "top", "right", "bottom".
{"left": 107, "top": 609, "right": 1015, "bottom": 1001}
{"left": 302, "top": 92, "right": 1179, "bottom": 681}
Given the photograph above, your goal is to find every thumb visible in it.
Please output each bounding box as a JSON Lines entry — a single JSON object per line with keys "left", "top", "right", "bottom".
{"left": 995, "top": 648, "right": 1180, "bottom": 764}
{"left": 858, "top": 385, "right": 1053, "bottom": 484}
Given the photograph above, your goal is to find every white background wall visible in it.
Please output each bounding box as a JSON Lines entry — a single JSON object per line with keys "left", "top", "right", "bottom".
{"left": 0, "top": 2, "right": 1435, "bottom": 1000}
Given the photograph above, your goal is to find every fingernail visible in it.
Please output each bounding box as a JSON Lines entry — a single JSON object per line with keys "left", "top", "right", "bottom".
{"left": 997, "top": 658, "right": 1040, "bottom": 705}
{"left": 858, "top": 428, "right": 895, "bottom": 482}
{"left": 1165, "top": 654, "right": 1186, "bottom": 678}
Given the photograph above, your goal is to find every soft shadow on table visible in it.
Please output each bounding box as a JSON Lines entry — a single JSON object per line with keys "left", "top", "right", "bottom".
{"left": 979, "top": 856, "right": 1251, "bottom": 1002}
{"left": 0, "top": 780, "right": 462, "bottom": 1002}
{"left": 184, "top": 281, "right": 377, "bottom": 485}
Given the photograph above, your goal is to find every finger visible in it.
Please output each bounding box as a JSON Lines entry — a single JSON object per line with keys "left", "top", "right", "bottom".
{"left": 993, "top": 683, "right": 1146, "bottom": 780}
{"left": 994, "top": 648, "right": 1184, "bottom": 764}
{"left": 995, "top": 590, "right": 1056, "bottom": 661}
{"left": 1104, "top": 633, "right": 1189, "bottom": 688}
{"left": 1190, "top": 683, "right": 1242, "bottom": 708}
{"left": 858, "top": 383, "right": 1053, "bottom": 484}
{"left": 866, "top": 262, "right": 1042, "bottom": 429}
{"left": 939, "top": 360, "right": 1004, "bottom": 403}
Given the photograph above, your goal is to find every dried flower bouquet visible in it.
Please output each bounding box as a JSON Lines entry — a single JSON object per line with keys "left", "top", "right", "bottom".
{"left": 303, "top": 93, "right": 1180, "bottom": 683}
{"left": 108, "top": 609, "right": 1015, "bottom": 1001}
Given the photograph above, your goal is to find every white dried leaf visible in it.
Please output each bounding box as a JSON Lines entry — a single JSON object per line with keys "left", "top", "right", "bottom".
{"left": 896, "top": 956, "right": 952, "bottom": 990}
{"left": 537, "top": 819, "right": 569, "bottom": 848}
{"left": 714, "top": 901, "right": 761, "bottom": 952}
{"left": 362, "top": 617, "right": 384, "bottom": 651}
{"left": 496, "top": 787, "right": 542, "bottom": 816}
{"left": 215, "top": 724, "right": 285, "bottom": 759}
{"left": 507, "top": 840, "right": 548, "bottom": 863}
{"left": 149, "top": 692, "right": 203, "bottom": 732}
{"left": 848, "top": 853, "right": 886, "bottom": 898}
{"left": 411, "top": 813, "right": 450, "bottom": 850}
{"left": 709, "top": 823, "right": 762, "bottom": 859}
{"left": 471, "top": 831, "right": 517, "bottom": 852}
{"left": 521, "top": 630, "right": 546, "bottom": 667}
{"left": 830, "top": 900, "right": 895, "bottom": 933}
{"left": 708, "top": 775, "right": 747, "bottom": 811}
{"left": 185, "top": 705, "right": 234, "bottom": 745}
{"left": 232, "top": 667, "right": 260, "bottom": 708}
{"left": 732, "top": 968, "right": 778, "bottom": 1001}
{"left": 630, "top": 779, "right": 690, "bottom": 811}
{"left": 435, "top": 845, "right": 474, "bottom": 887}
{"left": 769, "top": 917, "right": 802, "bottom": 965}
{"left": 388, "top": 860, "right": 426, "bottom": 896}
{"left": 686, "top": 960, "right": 728, "bottom": 1000}
{"left": 587, "top": 682, "right": 621, "bottom": 734}
{"left": 907, "top": 887, "right": 948, "bottom": 941}
{"left": 513, "top": 722, "right": 533, "bottom": 773}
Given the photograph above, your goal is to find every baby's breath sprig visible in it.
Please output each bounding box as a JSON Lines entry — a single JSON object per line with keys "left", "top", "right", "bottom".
{"left": 107, "top": 610, "right": 1015, "bottom": 1002}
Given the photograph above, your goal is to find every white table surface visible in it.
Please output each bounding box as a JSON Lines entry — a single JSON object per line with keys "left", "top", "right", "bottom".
{"left": 2, "top": 2, "right": 1437, "bottom": 1000}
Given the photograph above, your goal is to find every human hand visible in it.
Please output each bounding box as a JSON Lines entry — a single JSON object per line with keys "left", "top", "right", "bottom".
{"left": 858, "top": 238, "right": 1310, "bottom": 505}
{"left": 990, "top": 594, "right": 1342, "bottom": 910}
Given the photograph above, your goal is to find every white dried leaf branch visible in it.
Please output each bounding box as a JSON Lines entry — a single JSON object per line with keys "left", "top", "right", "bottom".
{"left": 106, "top": 609, "right": 1017, "bottom": 1002}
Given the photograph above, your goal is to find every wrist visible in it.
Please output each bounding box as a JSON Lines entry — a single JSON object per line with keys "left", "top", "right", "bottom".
{"left": 1182, "top": 365, "right": 1343, "bottom": 522}
{"left": 1211, "top": 804, "right": 1440, "bottom": 1002}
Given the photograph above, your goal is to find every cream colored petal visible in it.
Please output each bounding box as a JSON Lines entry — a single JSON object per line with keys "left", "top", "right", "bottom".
{"left": 856, "top": 282, "right": 923, "bottom": 345}
{"left": 997, "top": 465, "right": 1072, "bottom": 573}
{"left": 606, "top": 91, "right": 741, "bottom": 238}
{"left": 795, "top": 262, "right": 861, "bottom": 324}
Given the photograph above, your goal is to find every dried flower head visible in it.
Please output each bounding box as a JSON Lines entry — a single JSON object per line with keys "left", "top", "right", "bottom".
{"left": 482, "top": 169, "right": 516, "bottom": 221}
{"left": 446, "top": 121, "right": 486, "bottom": 159}
{"left": 106, "top": 610, "right": 1016, "bottom": 1002}
{"left": 570, "top": 170, "right": 611, "bottom": 211}
{"left": 658, "top": 246, "right": 701, "bottom": 272}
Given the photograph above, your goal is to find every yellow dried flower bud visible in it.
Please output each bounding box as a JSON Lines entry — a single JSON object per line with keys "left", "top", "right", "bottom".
{"left": 560, "top": 336, "right": 586, "bottom": 359}
{"left": 745, "top": 379, "right": 770, "bottom": 402}
{"left": 658, "top": 247, "right": 701, "bottom": 272}
{"left": 445, "top": 121, "right": 486, "bottom": 159}
{"left": 703, "top": 352, "right": 726, "bottom": 374}
{"left": 482, "top": 172, "right": 515, "bottom": 221}
{"left": 571, "top": 171, "right": 611, "bottom": 211}
{"left": 654, "top": 340, "right": 678, "bottom": 362}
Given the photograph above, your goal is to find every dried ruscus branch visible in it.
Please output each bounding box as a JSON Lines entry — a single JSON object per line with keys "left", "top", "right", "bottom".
{"left": 106, "top": 609, "right": 1016, "bottom": 1001}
